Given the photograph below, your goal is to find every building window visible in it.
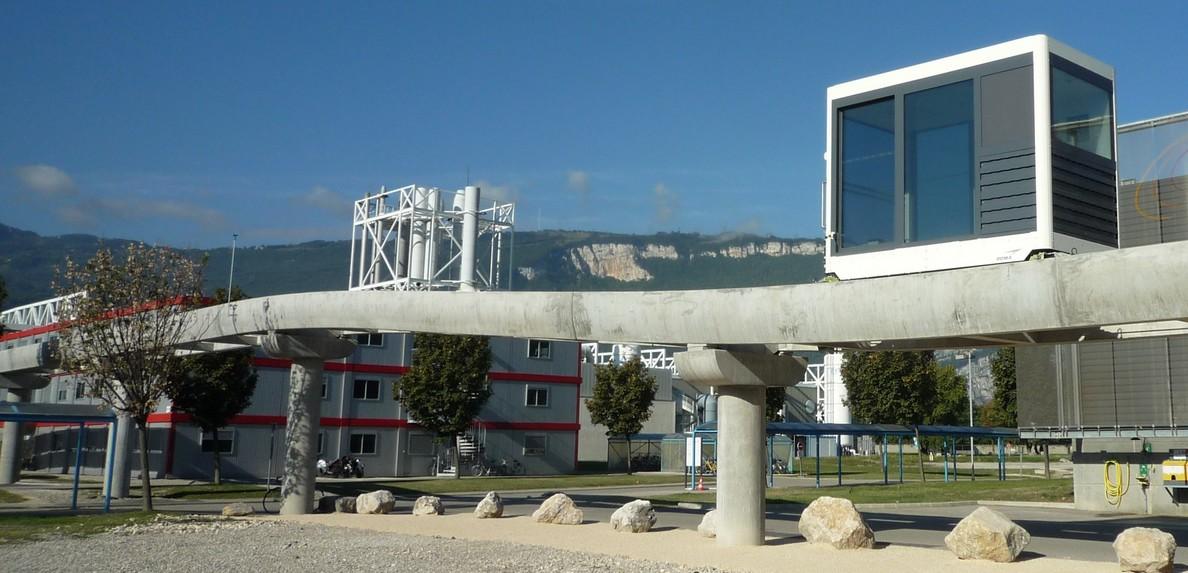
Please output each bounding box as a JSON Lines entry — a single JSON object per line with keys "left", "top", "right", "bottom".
{"left": 526, "top": 386, "right": 550, "bottom": 408}
{"left": 353, "top": 379, "right": 380, "bottom": 400}
{"left": 350, "top": 433, "right": 377, "bottom": 455}
{"left": 528, "top": 339, "right": 552, "bottom": 360}
{"left": 75, "top": 382, "right": 86, "bottom": 400}
{"left": 317, "top": 432, "right": 325, "bottom": 456}
{"left": 200, "top": 430, "right": 235, "bottom": 455}
{"left": 838, "top": 97, "right": 896, "bottom": 248}
{"left": 56, "top": 387, "right": 67, "bottom": 401}
{"left": 524, "top": 434, "right": 547, "bottom": 457}
{"left": 356, "top": 333, "right": 385, "bottom": 347}
{"left": 322, "top": 374, "right": 331, "bottom": 400}
{"left": 1051, "top": 61, "right": 1113, "bottom": 159}
{"left": 905, "top": 80, "right": 974, "bottom": 243}
{"left": 408, "top": 433, "right": 434, "bottom": 456}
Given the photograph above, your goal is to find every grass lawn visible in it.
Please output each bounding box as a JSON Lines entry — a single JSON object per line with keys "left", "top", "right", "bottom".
{"left": 0, "top": 511, "right": 158, "bottom": 544}
{"left": 654, "top": 477, "right": 1073, "bottom": 506}
{"left": 0, "top": 489, "right": 28, "bottom": 503}
{"left": 150, "top": 473, "right": 686, "bottom": 500}
{"left": 783, "top": 453, "right": 1044, "bottom": 482}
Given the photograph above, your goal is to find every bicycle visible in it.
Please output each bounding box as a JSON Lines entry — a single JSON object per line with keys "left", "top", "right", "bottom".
{"left": 261, "top": 476, "right": 328, "bottom": 514}
{"left": 470, "top": 456, "right": 524, "bottom": 476}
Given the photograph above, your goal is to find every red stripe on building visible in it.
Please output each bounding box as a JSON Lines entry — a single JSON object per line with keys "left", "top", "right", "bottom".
{"left": 253, "top": 357, "right": 579, "bottom": 384}
{"left": 0, "top": 323, "right": 60, "bottom": 343}
{"left": 145, "top": 412, "right": 577, "bottom": 432}
{"left": 487, "top": 371, "right": 582, "bottom": 385}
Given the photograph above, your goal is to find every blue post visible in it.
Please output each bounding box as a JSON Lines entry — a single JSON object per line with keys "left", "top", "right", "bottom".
{"left": 836, "top": 435, "right": 842, "bottom": 486}
{"left": 943, "top": 436, "right": 950, "bottom": 483}
{"left": 103, "top": 417, "right": 116, "bottom": 513}
{"left": 815, "top": 435, "right": 821, "bottom": 489}
{"left": 767, "top": 435, "right": 774, "bottom": 488}
{"left": 997, "top": 437, "right": 1005, "bottom": 480}
{"left": 882, "top": 434, "right": 888, "bottom": 485}
{"left": 71, "top": 423, "right": 85, "bottom": 511}
{"left": 897, "top": 436, "right": 903, "bottom": 483}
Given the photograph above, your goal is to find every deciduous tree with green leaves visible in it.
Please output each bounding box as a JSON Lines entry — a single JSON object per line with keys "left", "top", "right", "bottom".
{"left": 394, "top": 333, "right": 492, "bottom": 479}
{"left": 982, "top": 347, "right": 1018, "bottom": 427}
{"left": 842, "top": 350, "right": 938, "bottom": 481}
{"left": 587, "top": 358, "right": 657, "bottom": 474}
{"left": 166, "top": 287, "right": 256, "bottom": 485}
{"left": 55, "top": 243, "right": 205, "bottom": 511}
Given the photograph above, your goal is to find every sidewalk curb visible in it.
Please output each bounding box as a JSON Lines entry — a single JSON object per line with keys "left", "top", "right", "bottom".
{"left": 976, "top": 500, "right": 1076, "bottom": 509}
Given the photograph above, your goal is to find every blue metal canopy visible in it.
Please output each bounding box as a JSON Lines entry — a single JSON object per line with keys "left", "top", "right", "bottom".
{"left": 0, "top": 401, "right": 118, "bottom": 512}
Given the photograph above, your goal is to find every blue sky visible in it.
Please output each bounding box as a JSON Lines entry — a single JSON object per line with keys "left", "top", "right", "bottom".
{"left": 2, "top": 1, "right": 1185, "bottom": 248}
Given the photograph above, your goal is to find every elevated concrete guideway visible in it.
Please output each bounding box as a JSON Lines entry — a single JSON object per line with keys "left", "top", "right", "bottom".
{"left": 176, "top": 242, "right": 1188, "bottom": 350}
{"left": 1, "top": 241, "right": 1186, "bottom": 544}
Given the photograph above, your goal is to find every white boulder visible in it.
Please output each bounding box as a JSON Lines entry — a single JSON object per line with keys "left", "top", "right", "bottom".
{"left": 221, "top": 502, "right": 254, "bottom": 517}
{"left": 1114, "top": 527, "right": 1177, "bottom": 573}
{"left": 532, "top": 493, "right": 583, "bottom": 525}
{"left": 474, "top": 491, "right": 504, "bottom": 518}
{"left": 356, "top": 490, "right": 397, "bottom": 514}
{"left": 412, "top": 495, "right": 444, "bottom": 516}
{"left": 944, "top": 506, "right": 1030, "bottom": 562}
{"left": 610, "top": 499, "right": 657, "bottom": 533}
{"left": 797, "top": 496, "right": 875, "bottom": 549}
{"left": 697, "top": 510, "right": 717, "bottom": 538}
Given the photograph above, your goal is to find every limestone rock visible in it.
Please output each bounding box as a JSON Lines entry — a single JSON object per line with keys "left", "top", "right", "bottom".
{"left": 797, "top": 496, "right": 874, "bottom": 549}
{"left": 412, "top": 495, "right": 444, "bottom": 516}
{"left": 221, "top": 502, "right": 254, "bottom": 517}
{"left": 1114, "top": 527, "right": 1177, "bottom": 573}
{"left": 335, "top": 496, "right": 357, "bottom": 514}
{"left": 697, "top": 510, "right": 717, "bottom": 538}
{"left": 356, "top": 490, "right": 397, "bottom": 514}
{"left": 610, "top": 499, "right": 657, "bottom": 533}
{"left": 532, "top": 493, "right": 583, "bottom": 525}
{"left": 474, "top": 491, "right": 504, "bottom": 518}
{"left": 944, "top": 506, "right": 1030, "bottom": 562}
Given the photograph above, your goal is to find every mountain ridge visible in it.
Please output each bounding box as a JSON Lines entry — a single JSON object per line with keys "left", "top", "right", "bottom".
{"left": 0, "top": 223, "right": 825, "bottom": 309}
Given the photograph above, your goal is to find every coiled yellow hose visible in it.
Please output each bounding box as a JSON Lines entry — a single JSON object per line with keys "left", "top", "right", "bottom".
{"left": 1104, "top": 460, "right": 1130, "bottom": 506}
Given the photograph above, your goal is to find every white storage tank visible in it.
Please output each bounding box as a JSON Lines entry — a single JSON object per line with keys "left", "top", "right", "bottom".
{"left": 824, "top": 35, "right": 1118, "bottom": 280}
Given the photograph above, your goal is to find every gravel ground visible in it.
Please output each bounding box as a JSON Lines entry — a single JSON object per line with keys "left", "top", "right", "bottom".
{"left": 0, "top": 515, "right": 730, "bottom": 573}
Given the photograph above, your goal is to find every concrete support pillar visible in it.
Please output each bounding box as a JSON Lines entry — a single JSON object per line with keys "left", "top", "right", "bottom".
{"left": 281, "top": 358, "right": 322, "bottom": 515}
{"left": 0, "top": 389, "right": 31, "bottom": 484}
{"left": 716, "top": 384, "right": 767, "bottom": 546}
{"left": 674, "top": 347, "right": 807, "bottom": 547}
{"left": 261, "top": 331, "right": 355, "bottom": 516}
{"left": 105, "top": 413, "right": 133, "bottom": 498}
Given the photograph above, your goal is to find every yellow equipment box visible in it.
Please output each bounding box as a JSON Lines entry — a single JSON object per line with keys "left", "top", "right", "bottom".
{"left": 1162, "top": 460, "right": 1187, "bottom": 482}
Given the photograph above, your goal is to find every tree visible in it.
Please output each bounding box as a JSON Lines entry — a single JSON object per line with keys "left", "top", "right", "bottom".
{"left": 765, "top": 387, "right": 786, "bottom": 422}
{"left": 165, "top": 287, "right": 256, "bottom": 485}
{"left": 394, "top": 333, "right": 492, "bottom": 479}
{"left": 587, "top": 358, "right": 657, "bottom": 474}
{"left": 55, "top": 243, "right": 204, "bottom": 511}
{"left": 842, "top": 350, "right": 937, "bottom": 481}
{"left": 988, "top": 347, "right": 1018, "bottom": 427}
{"left": 928, "top": 363, "right": 969, "bottom": 426}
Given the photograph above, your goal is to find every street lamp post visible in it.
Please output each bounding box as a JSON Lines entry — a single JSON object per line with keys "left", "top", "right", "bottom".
{"left": 957, "top": 351, "right": 975, "bottom": 481}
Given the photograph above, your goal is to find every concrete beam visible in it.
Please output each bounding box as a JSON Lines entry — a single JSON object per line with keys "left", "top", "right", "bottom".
{"left": 0, "top": 373, "right": 51, "bottom": 391}
{"left": 174, "top": 242, "right": 1188, "bottom": 350}
{"left": 674, "top": 348, "right": 806, "bottom": 393}
{"left": 0, "top": 342, "right": 58, "bottom": 376}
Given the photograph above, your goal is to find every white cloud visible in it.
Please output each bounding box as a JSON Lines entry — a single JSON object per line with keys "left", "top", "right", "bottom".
{"left": 12, "top": 164, "right": 77, "bottom": 198}
{"left": 54, "top": 197, "right": 228, "bottom": 229}
{"left": 295, "top": 185, "right": 350, "bottom": 215}
{"left": 567, "top": 170, "right": 590, "bottom": 202}
{"left": 473, "top": 180, "right": 519, "bottom": 204}
{"left": 653, "top": 183, "right": 678, "bottom": 224}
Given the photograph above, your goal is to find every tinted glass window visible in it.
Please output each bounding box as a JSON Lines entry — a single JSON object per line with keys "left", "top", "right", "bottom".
{"left": 839, "top": 98, "right": 896, "bottom": 248}
{"left": 906, "top": 80, "right": 974, "bottom": 242}
{"left": 1052, "top": 65, "right": 1113, "bottom": 159}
